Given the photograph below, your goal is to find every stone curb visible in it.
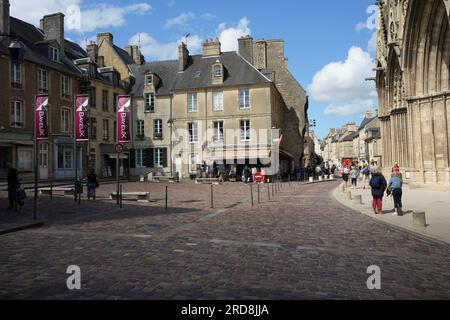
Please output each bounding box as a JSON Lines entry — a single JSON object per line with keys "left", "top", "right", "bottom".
{"left": 0, "top": 221, "right": 45, "bottom": 236}
{"left": 331, "top": 185, "right": 450, "bottom": 248}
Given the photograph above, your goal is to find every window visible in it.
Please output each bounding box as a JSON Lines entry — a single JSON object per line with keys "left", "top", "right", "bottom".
{"left": 10, "top": 100, "right": 23, "bottom": 128}
{"left": 103, "top": 119, "right": 109, "bottom": 141}
{"left": 102, "top": 90, "right": 109, "bottom": 111}
{"left": 240, "top": 120, "right": 251, "bottom": 141}
{"left": 213, "top": 121, "right": 224, "bottom": 142}
{"left": 188, "top": 122, "right": 198, "bottom": 143}
{"left": 239, "top": 89, "right": 251, "bottom": 109}
{"left": 17, "top": 148, "right": 33, "bottom": 171}
{"left": 187, "top": 93, "right": 198, "bottom": 112}
{"left": 113, "top": 93, "right": 118, "bottom": 112}
{"left": 137, "top": 120, "right": 145, "bottom": 137}
{"left": 145, "top": 75, "right": 153, "bottom": 85}
{"left": 154, "top": 119, "right": 163, "bottom": 139}
{"left": 214, "top": 65, "right": 222, "bottom": 77}
{"left": 90, "top": 87, "right": 97, "bottom": 107}
{"left": 49, "top": 47, "right": 60, "bottom": 62}
{"left": 10, "top": 62, "right": 22, "bottom": 89}
{"left": 144, "top": 93, "right": 155, "bottom": 112}
{"left": 90, "top": 118, "right": 97, "bottom": 140}
{"left": 38, "top": 69, "right": 48, "bottom": 92}
{"left": 57, "top": 147, "right": 73, "bottom": 169}
{"left": 213, "top": 91, "right": 224, "bottom": 111}
{"left": 61, "top": 109, "right": 71, "bottom": 133}
{"left": 136, "top": 149, "right": 146, "bottom": 168}
{"left": 61, "top": 75, "right": 71, "bottom": 98}
{"left": 154, "top": 148, "right": 163, "bottom": 168}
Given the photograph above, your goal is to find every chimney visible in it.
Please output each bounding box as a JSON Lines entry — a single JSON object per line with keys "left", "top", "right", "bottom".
{"left": 41, "top": 13, "right": 65, "bottom": 47}
{"left": 97, "top": 32, "right": 113, "bottom": 45}
{"left": 365, "top": 110, "right": 374, "bottom": 119}
{"left": 0, "top": 0, "right": 10, "bottom": 36}
{"left": 178, "top": 42, "right": 189, "bottom": 72}
{"left": 346, "top": 123, "right": 357, "bottom": 132}
{"left": 202, "top": 37, "right": 221, "bottom": 57}
{"left": 124, "top": 45, "right": 144, "bottom": 65}
{"left": 238, "top": 35, "right": 253, "bottom": 63}
{"left": 87, "top": 41, "right": 98, "bottom": 63}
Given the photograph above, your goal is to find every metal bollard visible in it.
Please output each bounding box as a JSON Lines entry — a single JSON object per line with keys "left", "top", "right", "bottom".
{"left": 250, "top": 184, "right": 254, "bottom": 207}
{"left": 257, "top": 183, "right": 260, "bottom": 204}
{"left": 165, "top": 186, "right": 168, "bottom": 211}
{"left": 210, "top": 184, "right": 214, "bottom": 209}
{"left": 272, "top": 181, "right": 275, "bottom": 197}
{"left": 50, "top": 180, "right": 53, "bottom": 201}
{"left": 413, "top": 211, "right": 427, "bottom": 228}
{"left": 268, "top": 182, "right": 271, "bottom": 201}
{"left": 119, "top": 185, "right": 123, "bottom": 208}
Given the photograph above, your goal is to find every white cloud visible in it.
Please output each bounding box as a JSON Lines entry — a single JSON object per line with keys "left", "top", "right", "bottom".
{"left": 367, "top": 31, "right": 377, "bottom": 53}
{"left": 355, "top": 22, "right": 368, "bottom": 32}
{"left": 164, "top": 12, "right": 195, "bottom": 29}
{"left": 309, "top": 46, "right": 377, "bottom": 116}
{"left": 9, "top": 0, "right": 151, "bottom": 34}
{"left": 129, "top": 33, "right": 202, "bottom": 61}
{"left": 217, "top": 17, "right": 251, "bottom": 52}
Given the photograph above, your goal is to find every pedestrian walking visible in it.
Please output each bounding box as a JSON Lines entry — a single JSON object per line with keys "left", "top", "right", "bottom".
{"left": 369, "top": 167, "right": 387, "bottom": 215}
{"left": 7, "top": 167, "right": 25, "bottom": 210}
{"left": 388, "top": 172, "right": 403, "bottom": 216}
{"left": 362, "top": 165, "right": 370, "bottom": 189}
{"left": 87, "top": 169, "right": 99, "bottom": 200}
{"left": 350, "top": 167, "right": 359, "bottom": 188}
{"left": 342, "top": 167, "right": 350, "bottom": 187}
{"left": 393, "top": 162, "right": 400, "bottom": 173}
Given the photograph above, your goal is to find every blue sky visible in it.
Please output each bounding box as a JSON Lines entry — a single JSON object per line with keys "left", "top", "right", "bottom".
{"left": 12, "top": 0, "right": 378, "bottom": 139}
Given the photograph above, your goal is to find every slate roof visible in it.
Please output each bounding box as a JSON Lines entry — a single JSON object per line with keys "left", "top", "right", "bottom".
{"left": 129, "top": 60, "right": 178, "bottom": 96}
{"left": 0, "top": 17, "right": 81, "bottom": 76}
{"left": 172, "top": 52, "right": 271, "bottom": 91}
{"left": 342, "top": 131, "right": 359, "bottom": 142}
{"left": 129, "top": 51, "right": 272, "bottom": 98}
{"left": 113, "top": 45, "right": 135, "bottom": 65}
{"left": 358, "top": 116, "right": 377, "bottom": 131}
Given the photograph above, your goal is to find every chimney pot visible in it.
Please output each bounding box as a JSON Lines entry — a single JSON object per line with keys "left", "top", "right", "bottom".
{"left": 0, "top": 0, "right": 10, "bottom": 36}
{"left": 41, "top": 12, "right": 65, "bottom": 48}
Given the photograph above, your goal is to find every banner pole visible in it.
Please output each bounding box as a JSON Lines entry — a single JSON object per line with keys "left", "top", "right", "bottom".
{"left": 74, "top": 96, "right": 78, "bottom": 202}
{"left": 33, "top": 95, "right": 38, "bottom": 221}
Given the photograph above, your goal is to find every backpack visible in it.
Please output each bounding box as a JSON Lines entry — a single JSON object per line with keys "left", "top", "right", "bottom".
{"left": 370, "top": 175, "right": 384, "bottom": 189}
{"left": 363, "top": 167, "right": 369, "bottom": 175}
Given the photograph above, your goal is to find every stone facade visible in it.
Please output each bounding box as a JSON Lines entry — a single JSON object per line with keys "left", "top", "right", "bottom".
{"left": 376, "top": 0, "right": 450, "bottom": 184}
{"left": 238, "top": 36, "right": 309, "bottom": 167}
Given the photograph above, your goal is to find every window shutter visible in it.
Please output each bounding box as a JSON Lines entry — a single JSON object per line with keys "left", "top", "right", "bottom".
{"left": 162, "top": 148, "right": 168, "bottom": 168}
{"left": 145, "top": 148, "right": 154, "bottom": 168}
{"left": 130, "top": 149, "right": 136, "bottom": 169}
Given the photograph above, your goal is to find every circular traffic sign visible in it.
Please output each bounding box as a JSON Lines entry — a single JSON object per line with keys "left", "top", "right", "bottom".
{"left": 115, "top": 143, "right": 124, "bottom": 154}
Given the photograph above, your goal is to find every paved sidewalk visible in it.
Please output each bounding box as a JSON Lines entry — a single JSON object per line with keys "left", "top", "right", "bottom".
{"left": 333, "top": 182, "right": 450, "bottom": 245}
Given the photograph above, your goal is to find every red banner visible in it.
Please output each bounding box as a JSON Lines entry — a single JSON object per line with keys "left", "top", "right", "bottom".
{"left": 75, "top": 95, "right": 89, "bottom": 141}
{"left": 117, "top": 95, "right": 131, "bottom": 143}
{"left": 35, "top": 95, "right": 49, "bottom": 140}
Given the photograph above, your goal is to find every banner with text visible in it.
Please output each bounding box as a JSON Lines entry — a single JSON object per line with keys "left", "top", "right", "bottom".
{"left": 75, "top": 95, "right": 89, "bottom": 141}
{"left": 35, "top": 95, "right": 49, "bottom": 140}
{"left": 117, "top": 95, "right": 131, "bottom": 144}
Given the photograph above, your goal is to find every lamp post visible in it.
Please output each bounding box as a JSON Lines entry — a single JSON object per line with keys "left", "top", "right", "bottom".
{"left": 167, "top": 118, "right": 174, "bottom": 178}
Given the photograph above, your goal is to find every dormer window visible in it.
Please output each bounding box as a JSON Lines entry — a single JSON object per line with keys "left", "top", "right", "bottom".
{"left": 214, "top": 65, "right": 222, "bottom": 77}
{"left": 212, "top": 61, "right": 224, "bottom": 85}
{"left": 145, "top": 74, "right": 153, "bottom": 85}
{"left": 50, "top": 47, "right": 60, "bottom": 62}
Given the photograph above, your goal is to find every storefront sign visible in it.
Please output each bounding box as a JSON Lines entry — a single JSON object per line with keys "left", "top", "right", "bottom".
{"left": 75, "top": 95, "right": 89, "bottom": 141}
{"left": 117, "top": 95, "right": 131, "bottom": 144}
{"left": 35, "top": 95, "right": 49, "bottom": 140}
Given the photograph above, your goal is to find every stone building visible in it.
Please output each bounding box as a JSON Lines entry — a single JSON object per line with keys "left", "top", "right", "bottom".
{"left": 127, "top": 38, "right": 296, "bottom": 180}
{"left": 0, "top": 6, "right": 82, "bottom": 180}
{"left": 376, "top": 0, "right": 450, "bottom": 184}
{"left": 237, "top": 36, "right": 310, "bottom": 167}
{"left": 74, "top": 41, "right": 129, "bottom": 178}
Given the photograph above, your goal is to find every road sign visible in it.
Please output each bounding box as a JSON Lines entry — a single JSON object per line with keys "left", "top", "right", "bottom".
{"left": 115, "top": 143, "right": 124, "bottom": 154}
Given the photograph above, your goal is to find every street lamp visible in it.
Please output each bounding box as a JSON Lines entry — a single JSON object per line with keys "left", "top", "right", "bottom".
{"left": 167, "top": 118, "right": 174, "bottom": 178}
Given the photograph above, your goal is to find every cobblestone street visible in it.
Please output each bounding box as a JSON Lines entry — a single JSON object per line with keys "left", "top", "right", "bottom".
{"left": 1, "top": 181, "right": 450, "bottom": 300}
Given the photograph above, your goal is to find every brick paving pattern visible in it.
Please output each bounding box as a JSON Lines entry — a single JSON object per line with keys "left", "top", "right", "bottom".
{"left": 0, "top": 181, "right": 450, "bottom": 299}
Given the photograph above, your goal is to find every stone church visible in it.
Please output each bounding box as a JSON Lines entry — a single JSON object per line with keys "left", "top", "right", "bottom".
{"left": 376, "top": 0, "right": 450, "bottom": 184}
